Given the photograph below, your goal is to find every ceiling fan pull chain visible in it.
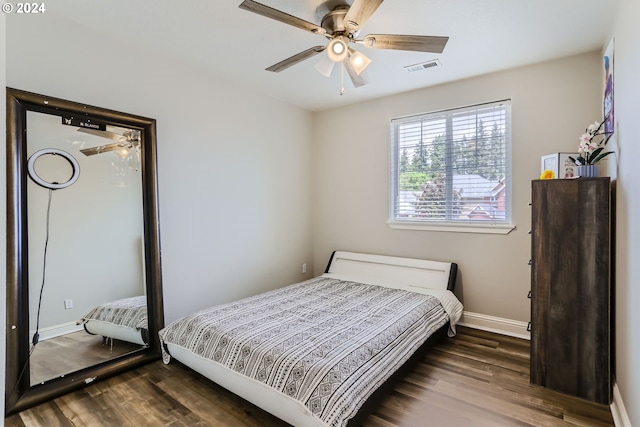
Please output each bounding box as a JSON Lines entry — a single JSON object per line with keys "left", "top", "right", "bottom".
{"left": 340, "top": 63, "right": 345, "bottom": 96}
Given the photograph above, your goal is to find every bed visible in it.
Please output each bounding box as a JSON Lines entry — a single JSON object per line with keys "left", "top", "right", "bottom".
{"left": 78, "top": 295, "right": 149, "bottom": 346}
{"left": 159, "top": 251, "right": 462, "bottom": 427}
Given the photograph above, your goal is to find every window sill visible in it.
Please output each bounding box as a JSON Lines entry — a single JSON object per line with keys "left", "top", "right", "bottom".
{"left": 387, "top": 221, "right": 516, "bottom": 235}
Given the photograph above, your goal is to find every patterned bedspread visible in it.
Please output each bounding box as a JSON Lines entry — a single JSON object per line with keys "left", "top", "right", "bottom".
{"left": 79, "top": 295, "right": 148, "bottom": 330}
{"left": 159, "top": 277, "right": 452, "bottom": 427}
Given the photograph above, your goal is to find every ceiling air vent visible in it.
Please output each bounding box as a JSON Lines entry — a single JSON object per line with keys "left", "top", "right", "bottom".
{"left": 404, "top": 59, "right": 441, "bottom": 73}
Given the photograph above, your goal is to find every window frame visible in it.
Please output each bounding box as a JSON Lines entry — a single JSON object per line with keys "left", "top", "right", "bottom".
{"left": 388, "top": 100, "right": 515, "bottom": 234}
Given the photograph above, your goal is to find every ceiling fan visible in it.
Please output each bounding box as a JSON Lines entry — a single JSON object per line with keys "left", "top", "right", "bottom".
{"left": 78, "top": 129, "right": 141, "bottom": 157}
{"left": 238, "top": 0, "right": 449, "bottom": 90}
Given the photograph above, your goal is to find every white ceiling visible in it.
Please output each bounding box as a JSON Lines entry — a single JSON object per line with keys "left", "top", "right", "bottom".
{"left": 50, "top": 0, "right": 616, "bottom": 111}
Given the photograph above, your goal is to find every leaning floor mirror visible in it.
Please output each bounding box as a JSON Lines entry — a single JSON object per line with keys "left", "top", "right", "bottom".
{"left": 5, "top": 88, "right": 164, "bottom": 415}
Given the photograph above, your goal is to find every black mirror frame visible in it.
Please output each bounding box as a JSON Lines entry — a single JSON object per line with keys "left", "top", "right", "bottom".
{"left": 5, "top": 88, "right": 164, "bottom": 415}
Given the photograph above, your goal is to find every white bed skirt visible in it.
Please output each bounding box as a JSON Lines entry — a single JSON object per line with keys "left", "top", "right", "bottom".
{"left": 166, "top": 342, "right": 328, "bottom": 427}
{"left": 83, "top": 320, "right": 147, "bottom": 346}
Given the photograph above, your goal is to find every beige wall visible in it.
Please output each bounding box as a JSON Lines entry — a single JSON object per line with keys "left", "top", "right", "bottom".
{"left": 312, "top": 51, "right": 603, "bottom": 325}
{"left": 611, "top": 0, "right": 640, "bottom": 424}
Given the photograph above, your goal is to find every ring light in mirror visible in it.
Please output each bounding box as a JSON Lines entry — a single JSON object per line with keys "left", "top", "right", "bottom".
{"left": 27, "top": 148, "right": 80, "bottom": 190}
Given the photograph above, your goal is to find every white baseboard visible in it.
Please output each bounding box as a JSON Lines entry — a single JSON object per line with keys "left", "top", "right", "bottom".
{"left": 611, "top": 382, "right": 632, "bottom": 427}
{"left": 458, "top": 311, "right": 531, "bottom": 340}
{"left": 30, "top": 321, "right": 84, "bottom": 342}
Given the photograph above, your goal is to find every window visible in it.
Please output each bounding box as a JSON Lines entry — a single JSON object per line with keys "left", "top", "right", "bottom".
{"left": 389, "top": 100, "right": 513, "bottom": 233}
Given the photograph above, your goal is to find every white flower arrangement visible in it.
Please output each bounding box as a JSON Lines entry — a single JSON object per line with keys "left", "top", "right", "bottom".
{"left": 569, "top": 119, "right": 613, "bottom": 166}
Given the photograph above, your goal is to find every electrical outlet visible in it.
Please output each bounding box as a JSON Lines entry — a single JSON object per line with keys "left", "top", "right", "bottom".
{"left": 302, "top": 263, "right": 307, "bottom": 274}
{"left": 64, "top": 299, "right": 73, "bottom": 310}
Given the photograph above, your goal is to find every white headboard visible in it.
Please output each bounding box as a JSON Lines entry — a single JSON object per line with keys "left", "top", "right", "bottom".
{"left": 324, "top": 251, "right": 458, "bottom": 292}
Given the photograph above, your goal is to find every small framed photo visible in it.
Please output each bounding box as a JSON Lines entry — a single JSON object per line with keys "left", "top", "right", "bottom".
{"left": 541, "top": 153, "right": 579, "bottom": 179}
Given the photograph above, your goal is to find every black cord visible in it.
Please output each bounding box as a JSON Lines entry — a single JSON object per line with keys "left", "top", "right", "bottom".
{"left": 10, "top": 345, "right": 37, "bottom": 396}
{"left": 12, "top": 188, "right": 54, "bottom": 393}
{"left": 32, "top": 187, "right": 54, "bottom": 346}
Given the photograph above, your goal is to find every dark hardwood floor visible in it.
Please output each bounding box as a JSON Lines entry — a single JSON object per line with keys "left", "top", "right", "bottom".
{"left": 30, "top": 331, "right": 143, "bottom": 385}
{"left": 5, "top": 327, "right": 615, "bottom": 427}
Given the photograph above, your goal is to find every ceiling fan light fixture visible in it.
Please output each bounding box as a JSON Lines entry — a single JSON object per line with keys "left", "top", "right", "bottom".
{"left": 315, "top": 55, "right": 336, "bottom": 78}
{"left": 327, "top": 37, "right": 349, "bottom": 62}
{"left": 116, "top": 146, "right": 131, "bottom": 159}
{"left": 348, "top": 49, "right": 371, "bottom": 75}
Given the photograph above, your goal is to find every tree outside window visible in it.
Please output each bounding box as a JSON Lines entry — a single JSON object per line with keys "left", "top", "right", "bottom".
{"left": 390, "top": 101, "right": 511, "bottom": 227}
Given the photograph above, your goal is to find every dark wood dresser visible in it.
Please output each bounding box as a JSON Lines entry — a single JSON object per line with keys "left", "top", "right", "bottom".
{"left": 530, "top": 177, "right": 611, "bottom": 404}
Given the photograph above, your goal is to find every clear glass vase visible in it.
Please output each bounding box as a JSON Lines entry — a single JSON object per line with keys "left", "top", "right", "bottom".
{"left": 576, "top": 164, "right": 598, "bottom": 177}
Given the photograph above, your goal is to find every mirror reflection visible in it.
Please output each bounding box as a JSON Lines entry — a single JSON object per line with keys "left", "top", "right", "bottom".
{"left": 25, "top": 111, "right": 148, "bottom": 385}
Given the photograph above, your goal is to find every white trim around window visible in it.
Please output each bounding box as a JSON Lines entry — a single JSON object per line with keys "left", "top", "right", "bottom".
{"left": 389, "top": 100, "right": 515, "bottom": 234}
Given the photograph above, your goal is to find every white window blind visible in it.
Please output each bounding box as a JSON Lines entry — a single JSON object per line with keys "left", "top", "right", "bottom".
{"left": 389, "top": 100, "right": 512, "bottom": 231}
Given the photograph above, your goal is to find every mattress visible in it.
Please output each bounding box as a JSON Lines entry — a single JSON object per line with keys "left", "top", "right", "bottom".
{"left": 79, "top": 295, "right": 148, "bottom": 346}
{"left": 159, "top": 276, "right": 462, "bottom": 427}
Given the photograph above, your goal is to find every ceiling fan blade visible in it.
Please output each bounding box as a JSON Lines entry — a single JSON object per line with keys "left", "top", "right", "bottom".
{"left": 77, "top": 128, "right": 127, "bottom": 142}
{"left": 266, "top": 46, "right": 325, "bottom": 72}
{"left": 80, "top": 143, "right": 128, "bottom": 156}
{"left": 239, "top": 0, "right": 325, "bottom": 35}
{"left": 343, "top": 0, "right": 384, "bottom": 32}
{"left": 344, "top": 60, "right": 370, "bottom": 88}
{"left": 361, "top": 34, "right": 449, "bottom": 53}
